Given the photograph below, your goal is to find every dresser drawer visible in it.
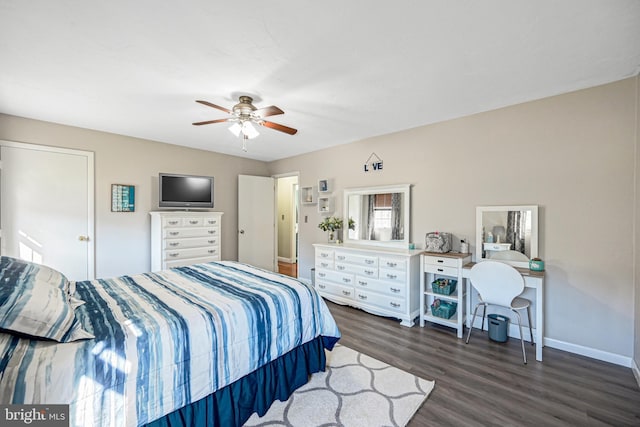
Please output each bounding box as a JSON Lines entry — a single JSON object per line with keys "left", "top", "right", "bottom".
{"left": 316, "top": 281, "right": 355, "bottom": 300}
{"left": 379, "top": 257, "right": 406, "bottom": 270}
{"left": 423, "top": 264, "right": 458, "bottom": 277}
{"left": 354, "top": 276, "right": 406, "bottom": 298}
{"left": 334, "top": 251, "right": 378, "bottom": 267}
{"left": 335, "top": 262, "right": 378, "bottom": 278}
{"left": 164, "top": 227, "right": 219, "bottom": 238}
{"left": 164, "top": 246, "right": 219, "bottom": 261}
{"left": 316, "top": 248, "right": 335, "bottom": 260}
{"left": 379, "top": 267, "right": 407, "bottom": 284}
{"left": 315, "top": 258, "right": 335, "bottom": 270}
{"left": 315, "top": 269, "right": 355, "bottom": 286}
{"left": 354, "top": 290, "right": 405, "bottom": 313}
{"left": 423, "top": 255, "right": 459, "bottom": 268}
{"left": 164, "top": 236, "right": 219, "bottom": 250}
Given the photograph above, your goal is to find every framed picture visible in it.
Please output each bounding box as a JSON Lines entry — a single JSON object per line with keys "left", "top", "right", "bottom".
{"left": 111, "top": 184, "right": 135, "bottom": 212}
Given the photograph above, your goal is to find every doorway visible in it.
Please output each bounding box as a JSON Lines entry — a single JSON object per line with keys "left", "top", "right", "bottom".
{"left": 275, "top": 174, "right": 299, "bottom": 277}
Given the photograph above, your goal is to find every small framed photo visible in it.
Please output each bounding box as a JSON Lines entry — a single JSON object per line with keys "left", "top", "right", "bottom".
{"left": 111, "top": 184, "right": 135, "bottom": 212}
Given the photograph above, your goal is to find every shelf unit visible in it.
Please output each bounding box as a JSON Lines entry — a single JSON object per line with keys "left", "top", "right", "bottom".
{"left": 318, "top": 196, "right": 333, "bottom": 214}
{"left": 300, "top": 186, "right": 316, "bottom": 204}
{"left": 419, "top": 252, "right": 471, "bottom": 338}
{"left": 318, "top": 179, "right": 331, "bottom": 193}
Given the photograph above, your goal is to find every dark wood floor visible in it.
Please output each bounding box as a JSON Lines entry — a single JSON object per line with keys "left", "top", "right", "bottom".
{"left": 326, "top": 301, "right": 640, "bottom": 427}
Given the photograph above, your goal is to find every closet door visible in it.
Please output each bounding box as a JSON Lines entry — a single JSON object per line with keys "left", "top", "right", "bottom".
{"left": 0, "top": 141, "right": 94, "bottom": 280}
{"left": 238, "top": 174, "right": 276, "bottom": 271}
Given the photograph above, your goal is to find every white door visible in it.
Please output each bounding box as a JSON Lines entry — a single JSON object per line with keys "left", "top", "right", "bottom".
{"left": 238, "top": 174, "right": 276, "bottom": 271}
{"left": 0, "top": 141, "right": 94, "bottom": 280}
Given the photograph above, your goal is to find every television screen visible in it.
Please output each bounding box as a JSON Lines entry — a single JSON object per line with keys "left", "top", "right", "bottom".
{"left": 159, "top": 173, "right": 214, "bottom": 208}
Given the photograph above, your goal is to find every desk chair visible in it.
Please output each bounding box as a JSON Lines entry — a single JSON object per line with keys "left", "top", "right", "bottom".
{"left": 465, "top": 261, "right": 534, "bottom": 364}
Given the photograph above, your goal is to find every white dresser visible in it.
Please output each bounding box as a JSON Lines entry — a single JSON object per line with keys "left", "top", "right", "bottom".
{"left": 150, "top": 211, "right": 223, "bottom": 271}
{"left": 313, "top": 243, "right": 422, "bottom": 327}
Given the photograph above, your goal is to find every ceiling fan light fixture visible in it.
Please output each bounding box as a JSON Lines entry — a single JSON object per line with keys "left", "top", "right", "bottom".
{"left": 242, "top": 121, "right": 259, "bottom": 139}
{"left": 228, "top": 122, "right": 242, "bottom": 137}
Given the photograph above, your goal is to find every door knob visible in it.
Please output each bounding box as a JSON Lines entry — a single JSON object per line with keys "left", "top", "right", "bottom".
{"left": 239, "top": 230, "right": 245, "bottom": 234}
{"left": 78, "top": 236, "right": 90, "bottom": 241}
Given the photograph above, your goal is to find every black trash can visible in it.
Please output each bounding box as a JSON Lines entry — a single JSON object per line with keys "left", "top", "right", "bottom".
{"left": 487, "top": 314, "right": 509, "bottom": 342}
{"left": 310, "top": 268, "right": 316, "bottom": 287}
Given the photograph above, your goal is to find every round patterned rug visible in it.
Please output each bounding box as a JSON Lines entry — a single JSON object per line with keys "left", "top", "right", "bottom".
{"left": 244, "top": 344, "right": 435, "bottom": 427}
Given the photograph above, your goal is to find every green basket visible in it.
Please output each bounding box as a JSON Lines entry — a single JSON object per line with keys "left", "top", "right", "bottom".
{"left": 431, "top": 300, "right": 457, "bottom": 319}
{"left": 431, "top": 278, "right": 457, "bottom": 295}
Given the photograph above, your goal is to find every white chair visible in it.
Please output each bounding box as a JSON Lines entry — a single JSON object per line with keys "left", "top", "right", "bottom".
{"left": 465, "top": 261, "right": 534, "bottom": 364}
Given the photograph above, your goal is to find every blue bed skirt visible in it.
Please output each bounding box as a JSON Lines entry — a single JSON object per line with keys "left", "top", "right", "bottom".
{"left": 146, "top": 336, "right": 338, "bottom": 427}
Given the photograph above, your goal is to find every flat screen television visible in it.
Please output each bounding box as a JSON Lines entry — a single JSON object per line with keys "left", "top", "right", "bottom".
{"left": 159, "top": 173, "right": 214, "bottom": 208}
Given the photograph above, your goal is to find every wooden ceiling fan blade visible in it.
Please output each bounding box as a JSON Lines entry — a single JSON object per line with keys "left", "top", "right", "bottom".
{"left": 260, "top": 120, "right": 298, "bottom": 135}
{"left": 254, "top": 105, "right": 284, "bottom": 118}
{"left": 196, "top": 100, "right": 231, "bottom": 114}
{"left": 192, "top": 118, "right": 232, "bottom": 126}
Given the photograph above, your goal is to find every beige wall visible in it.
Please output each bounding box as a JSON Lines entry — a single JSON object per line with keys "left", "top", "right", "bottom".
{"left": 0, "top": 114, "right": 269, "bottom": 278}
{"left": 269, "top": 77, "right": 638, "bottom": 361}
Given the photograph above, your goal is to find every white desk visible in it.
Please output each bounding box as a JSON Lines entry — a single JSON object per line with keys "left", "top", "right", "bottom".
{"left": 462, "top": 263, "right": 545, "bottom": 362}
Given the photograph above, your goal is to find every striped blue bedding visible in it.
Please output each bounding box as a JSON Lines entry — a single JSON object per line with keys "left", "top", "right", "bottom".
{"left": 0, "top": 261, "right": 340, "bottom": 426}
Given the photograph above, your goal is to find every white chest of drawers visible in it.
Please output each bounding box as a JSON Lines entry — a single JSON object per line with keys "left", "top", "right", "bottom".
{"left": 313, "top": 243, "right": 422, "bottom": 327}
{"left": 150, "top": 211, "right": 223, "bottom": 271}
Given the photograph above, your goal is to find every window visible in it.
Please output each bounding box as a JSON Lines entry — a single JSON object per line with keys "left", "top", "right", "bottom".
{"left": 373, "top": 193, "right": 392, "bottom": 229}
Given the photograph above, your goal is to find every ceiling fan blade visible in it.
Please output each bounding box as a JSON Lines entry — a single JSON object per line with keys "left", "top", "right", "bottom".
{"left": 260, "top": 120, "right": 298, "bottom": 135}
{"left": 254, "top": 105, "right": 284, "bottom": 118}
{"left": 196, "top": 100, "right": 231, "bottom": 114}
{"left": 192, "top": 118, "right": 232, "bottom": 126}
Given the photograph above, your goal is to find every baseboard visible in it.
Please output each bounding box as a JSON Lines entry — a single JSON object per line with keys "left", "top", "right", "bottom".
{"left": 469, "top": 317, "right": 633, "bottom": 367}
{"left": 544, "top": 337, "right": 633, "bottom": 368}
{"left": 631, "top": 359, "right": 640, "bottom": 389}
{"left": 277, "top": 256, "right": 294, "bottom": 263}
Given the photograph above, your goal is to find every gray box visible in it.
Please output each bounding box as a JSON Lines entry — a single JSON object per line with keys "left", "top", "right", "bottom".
{"left": 487, "top": 314, "right": 509, "bottom": 342}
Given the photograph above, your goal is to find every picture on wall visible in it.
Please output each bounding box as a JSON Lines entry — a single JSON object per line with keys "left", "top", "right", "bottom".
{"left": 111, "top": 184, "right": 135, "bottom": 212}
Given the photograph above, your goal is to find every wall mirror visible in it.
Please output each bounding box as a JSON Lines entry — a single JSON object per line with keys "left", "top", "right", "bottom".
{"left": 343, "top": 184, "right": 411, "bottom": 249}
{"left": 475, "top": 205, "right": 538, "bottom": 268}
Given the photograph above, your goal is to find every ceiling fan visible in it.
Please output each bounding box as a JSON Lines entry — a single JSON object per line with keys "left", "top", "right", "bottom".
{"left": 193, "top": 96, "right": 297, "bottom": 151}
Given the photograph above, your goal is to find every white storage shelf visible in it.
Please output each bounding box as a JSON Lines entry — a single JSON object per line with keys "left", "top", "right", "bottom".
{"left": 419, "top": 252, "right": 471, "bottom": 338}
{"left": 301, "top": 186, "right": 316, "bottom": 204}
{"left": 318, "top": 196, "right": 333, "bottom": 214}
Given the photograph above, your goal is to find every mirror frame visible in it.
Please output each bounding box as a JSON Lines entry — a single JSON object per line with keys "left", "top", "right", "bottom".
{"left": 475, "top": 205, "right": 538, "bottom": 268}
{"left": 343, "top": 184, "right": 411, "bottom": 249}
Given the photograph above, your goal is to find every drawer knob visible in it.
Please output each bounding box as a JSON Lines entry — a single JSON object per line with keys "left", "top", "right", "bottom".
{"left": 437, "top": 268, "right": 444, "bottom": 272}
{"left": 169, "top": 232, "right": 179, "bottom": 236}
{"left": 358, "top": 281, "right": 368, "bottom": 286}
{"left": 337, "top": 265, "right": 345, "bottom": 270}
{"left": 342, "top": 290, "right": 351, "bottom": 296}
{"left": 390, "top": 302, "right": 400, "bottom": 308}
{"left": 208, "top": 230, "right": 216, "bottom": 234}
{"left": 321, "top": 263, "right": 329, "bottom": 268}
{"left": 337, "top": 256, "right": 345, "bottom": 260}
{"left": 364, "top": 270, "right": 374, "bottom": 275}
{"left": 208, "top": 220, "right": 217, "bottom": 225}
{"left": 342, "top": 278, "right": 351, "bottom": 283}
{"left": 168, "top": 252, "right": 179, "bottom": 257}
{"left": 189, "top": 220, "right": 198, "bottom": 224}
{"left": 390, "top": 287, "right": 400, "bottom": 293}
{"left": 319, "top": 273, "right": 326, "bottom": 277}
{"left": 168, "top": 220, "right": 179, "bottom": 225}
{"left": 208, "top": 250, "right": 216, "bottom": 254}
{"left": 358, "top": 295, "right": 367, "bottom": 300}
{"left": 437, "top": 259, "right": 444, "bottom": 263}
{"left": 386, "top": 274, "right": 397, "bottom": 279}
{"left": 365, "top": 259, "right": 374, "bottom": 264}
{"left": 387, "top": 262, "right": 397, "bottom": 267}
{"left": 321, "top": 253, "right": 328, "bottom": 258}
{"left": 319, "top": 284, "right": 326, "bottom": 289}
{"left": 208, "top": 240, "right": 216, "bottom": 244}
{"left": 169, "top": 242, "right": 179, "bottom": 247}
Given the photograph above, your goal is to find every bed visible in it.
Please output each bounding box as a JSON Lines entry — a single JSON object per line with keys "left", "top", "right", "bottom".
{"left": 0, "top": 257, "right": 340, "bottom": 426}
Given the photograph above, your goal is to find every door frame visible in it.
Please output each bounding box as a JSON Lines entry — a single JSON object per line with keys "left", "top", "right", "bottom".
{"left": 274, "top": 172, "right": 299, "bottom": 265}
{"left": 0, "top": 140, "right": 95, "bottom": 279}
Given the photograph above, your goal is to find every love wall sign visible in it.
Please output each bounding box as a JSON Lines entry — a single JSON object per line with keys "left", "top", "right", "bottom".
{"left": 363, "top": 152, "right": 383, "bottom": 172}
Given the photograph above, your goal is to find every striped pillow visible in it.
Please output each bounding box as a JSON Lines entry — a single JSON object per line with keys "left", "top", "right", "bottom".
{"left": 0, "top": 257, "right": 94, "bottom": 342}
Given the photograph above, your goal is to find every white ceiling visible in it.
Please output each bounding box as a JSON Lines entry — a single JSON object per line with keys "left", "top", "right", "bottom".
{"left": 1, "top": 1, "right": 639, "bottom": 162}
